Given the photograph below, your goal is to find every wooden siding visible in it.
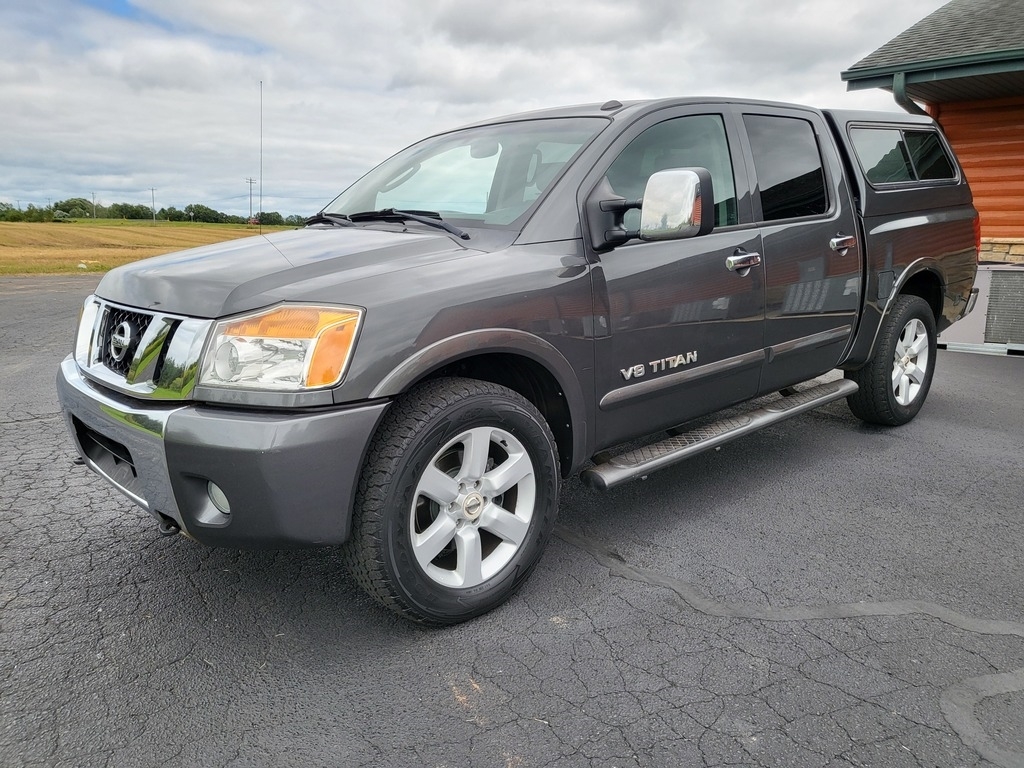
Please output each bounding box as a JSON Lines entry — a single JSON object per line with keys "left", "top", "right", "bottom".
{"left": 930, "top": 96, "right": 1024, "bottom": 240}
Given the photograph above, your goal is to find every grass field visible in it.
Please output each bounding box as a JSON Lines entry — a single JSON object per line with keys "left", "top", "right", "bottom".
{"left": 0, "top": 220, "right": 293, "bottom": 275}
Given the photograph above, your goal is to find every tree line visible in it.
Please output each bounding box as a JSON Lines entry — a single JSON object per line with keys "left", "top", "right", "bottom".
{"left": 0, "top": 198, "right": 306, "bottom": 226}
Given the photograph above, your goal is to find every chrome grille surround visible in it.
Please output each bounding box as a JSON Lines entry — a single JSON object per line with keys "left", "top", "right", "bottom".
{"left": 75, "top": 296, "right": 214, "bottom": 400}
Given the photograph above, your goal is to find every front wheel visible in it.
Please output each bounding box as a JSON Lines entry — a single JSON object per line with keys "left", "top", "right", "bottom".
{"left": 343, "top": 377, "right": 560, "bottom": 624}
{"left": 846, "top": 294, "right": 937, "bottom": 426}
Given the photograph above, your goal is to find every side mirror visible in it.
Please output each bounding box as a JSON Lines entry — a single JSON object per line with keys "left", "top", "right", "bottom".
{"left": 639, "top": 168, "right": 715, "bottom": 241}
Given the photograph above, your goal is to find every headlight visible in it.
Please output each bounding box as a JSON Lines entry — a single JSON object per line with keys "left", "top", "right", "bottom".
{"left": 198, "top": 304, "right": 363, "bottom": 391}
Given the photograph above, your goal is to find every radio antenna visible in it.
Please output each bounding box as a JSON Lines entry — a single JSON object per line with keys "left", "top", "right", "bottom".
{"left": 259, "top": 79, "right": 263, "bottom": 235}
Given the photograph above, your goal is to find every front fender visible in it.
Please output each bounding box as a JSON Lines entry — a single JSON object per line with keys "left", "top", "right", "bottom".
{"left": 369, "top": 328, "right": 589, "bottom": 471}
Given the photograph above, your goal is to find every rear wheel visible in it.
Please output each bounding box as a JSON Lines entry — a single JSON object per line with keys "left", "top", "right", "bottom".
{"left": 344, "top": 377, "right": 560, "bottom": 624}
{"left": 846, "top": 294, "right": 937, "bottom": 426}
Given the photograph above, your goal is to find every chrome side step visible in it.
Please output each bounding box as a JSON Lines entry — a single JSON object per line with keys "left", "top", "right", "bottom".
{"left": 581, "top": 378, "right": 859, "bottom": 490}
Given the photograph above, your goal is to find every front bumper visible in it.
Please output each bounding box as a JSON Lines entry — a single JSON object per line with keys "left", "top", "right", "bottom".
{"left": 57, "top": 356, "right": 389, "bottom": 548}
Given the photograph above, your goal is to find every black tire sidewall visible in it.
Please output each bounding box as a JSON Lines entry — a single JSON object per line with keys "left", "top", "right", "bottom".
{"left": 877, "top": 296, "right": 937, "bottom": 424}
{"left": 375, "top": 385, "right": 559, "bottom": 623}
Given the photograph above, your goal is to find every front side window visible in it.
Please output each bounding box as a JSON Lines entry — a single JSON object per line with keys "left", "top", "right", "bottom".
{"left": 744, "top": 115, "right": 828, "bottom": 221}
{"left": 325, "top": 117, "right": 606, "bottom": 227}
{"left": 605, "top": 114, "right": 739, "bottom": 230}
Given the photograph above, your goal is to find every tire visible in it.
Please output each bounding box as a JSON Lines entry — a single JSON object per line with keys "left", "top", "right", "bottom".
{"left": 343, "top": 377, "right": 560, "bottom": 625}
{"left": 846, "top": 294, "right": 937, "bottom": 426}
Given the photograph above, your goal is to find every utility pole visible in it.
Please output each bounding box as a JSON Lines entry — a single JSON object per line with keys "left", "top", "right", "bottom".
{"left": 92, "top": 192, "right": 96, "bottom": 219}
{"left": 150, "top": 188, "right": 156, "bottom": 222}
{"left": 246, "top": 177, "right": 256, "bottom": 222}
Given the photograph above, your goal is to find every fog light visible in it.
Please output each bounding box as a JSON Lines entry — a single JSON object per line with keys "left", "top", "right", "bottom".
{"left": 207, "top": 481, "right": 231, "bottom": 515}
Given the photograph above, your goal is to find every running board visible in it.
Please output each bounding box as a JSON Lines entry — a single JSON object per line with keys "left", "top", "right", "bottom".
{"left": 581, "top": 378, "right": 859, "bottom": 490}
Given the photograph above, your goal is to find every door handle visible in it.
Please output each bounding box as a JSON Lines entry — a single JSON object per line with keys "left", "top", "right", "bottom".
{"left": 830, "top": 235, "right": 857, "bottom": 254}
{"left": 726, "top": 251, "right": 762, "bottom": 272}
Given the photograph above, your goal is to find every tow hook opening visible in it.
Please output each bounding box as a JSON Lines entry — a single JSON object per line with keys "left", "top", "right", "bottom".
{"left": 156, "top": 514, "right": 181, "bottom": 537}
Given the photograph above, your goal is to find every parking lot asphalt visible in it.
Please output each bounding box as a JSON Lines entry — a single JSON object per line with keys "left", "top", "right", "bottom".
{"left": 2, "top": 274, "right": 1023, "bottom": 768}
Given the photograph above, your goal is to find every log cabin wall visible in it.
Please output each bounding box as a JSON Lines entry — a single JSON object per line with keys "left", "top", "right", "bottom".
{"left": 930, "top": 96, "right": 1024, "bottom": 263}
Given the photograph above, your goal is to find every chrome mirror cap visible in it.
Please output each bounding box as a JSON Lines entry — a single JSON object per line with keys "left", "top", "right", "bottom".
{"left": 639, "top": 167, "right": 714, "bottom": 241}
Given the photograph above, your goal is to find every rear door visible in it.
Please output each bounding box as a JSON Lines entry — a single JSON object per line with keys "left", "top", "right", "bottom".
{"left": 736, "top": 107, "right": 862, "bottom": 393}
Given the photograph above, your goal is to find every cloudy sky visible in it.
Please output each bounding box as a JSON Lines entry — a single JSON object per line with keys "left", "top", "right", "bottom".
{"left": 1, "top": 0, "right": 950, "bottom": 219}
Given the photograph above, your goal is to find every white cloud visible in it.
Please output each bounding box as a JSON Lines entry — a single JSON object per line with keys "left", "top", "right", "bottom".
{"left": 0, "top": 0, "right": 950, "bottom": 216}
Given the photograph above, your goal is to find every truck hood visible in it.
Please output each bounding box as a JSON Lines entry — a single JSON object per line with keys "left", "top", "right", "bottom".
{"left": 95, "top": 227, "right": 474, "bottom": 318}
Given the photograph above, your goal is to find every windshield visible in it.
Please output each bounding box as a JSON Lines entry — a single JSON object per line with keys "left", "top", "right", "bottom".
{"left": 323, "top": 117, "right": 606, "bottom": 228}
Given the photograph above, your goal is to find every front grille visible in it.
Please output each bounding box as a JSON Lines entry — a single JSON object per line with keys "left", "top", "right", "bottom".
{"left": 79, "top": 296, "right": 209, "bottom": 399}
{"left": 99, "top": 307, "right": 153, "bottom": 376}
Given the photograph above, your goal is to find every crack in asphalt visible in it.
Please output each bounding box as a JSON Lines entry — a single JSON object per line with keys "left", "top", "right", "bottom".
{"left": 556, "top": 523, "right": 1024, "bottom": 768}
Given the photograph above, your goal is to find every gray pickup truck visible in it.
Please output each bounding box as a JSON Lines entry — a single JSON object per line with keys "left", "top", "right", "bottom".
{"left": 57, "top": 98, "right": 979, "bottom": 624}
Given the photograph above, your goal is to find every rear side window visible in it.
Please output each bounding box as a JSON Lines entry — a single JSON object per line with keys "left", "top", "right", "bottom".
{"left": 743, "top": 115, "right": 828, "bottom": 221}
{"left": 850, "top": 127, "right": 956, "bottom": 185}
{"left": 905, "top": 131, "right": 956, "bottom": 180}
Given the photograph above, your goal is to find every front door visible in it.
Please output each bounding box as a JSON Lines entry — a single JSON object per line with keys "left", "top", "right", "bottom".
{"left": 586, "top": 110, "right": 766, "bottom": 449}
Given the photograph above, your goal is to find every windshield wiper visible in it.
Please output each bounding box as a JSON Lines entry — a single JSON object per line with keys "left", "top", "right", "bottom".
{"left": 348, "top": 208, "right": 470, "bottom": 240}
{"left": 304, "top": 211, "right": 353, "bottom": 227}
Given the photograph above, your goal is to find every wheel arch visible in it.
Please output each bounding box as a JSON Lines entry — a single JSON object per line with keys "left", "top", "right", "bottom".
{"left": 897, "top": 266, "right": 944, "bottom": 324}
{"left": 846, "top": 260, "right": 945, "bottom": 369}
{"left": 369, "top": 330, "right": 588, "bottom": 476}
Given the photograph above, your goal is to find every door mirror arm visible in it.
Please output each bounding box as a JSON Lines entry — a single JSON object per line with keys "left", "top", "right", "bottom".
{"left": 585, "top": 177, "right": 641, "bottom": 251}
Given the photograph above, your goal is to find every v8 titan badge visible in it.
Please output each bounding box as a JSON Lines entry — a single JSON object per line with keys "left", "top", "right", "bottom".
{"left": 620, "top": 351, "right": 698, "bottom": 380}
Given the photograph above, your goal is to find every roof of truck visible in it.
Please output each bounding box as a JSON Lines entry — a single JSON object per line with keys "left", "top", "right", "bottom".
{"left": 456, "top": 98, "right": 930, "bottom": 130}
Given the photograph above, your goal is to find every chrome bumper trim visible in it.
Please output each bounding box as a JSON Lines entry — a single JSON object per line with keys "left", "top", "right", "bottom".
{"left": 57, "top": 356, "right": 185, "bottom": 522}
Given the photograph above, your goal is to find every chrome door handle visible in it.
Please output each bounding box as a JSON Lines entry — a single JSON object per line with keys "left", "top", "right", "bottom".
{"left": 726, "top": 251, "right": 762, "bottom": 272}
{"left": 830, "top": 235, "right": 857, "bottom": 254}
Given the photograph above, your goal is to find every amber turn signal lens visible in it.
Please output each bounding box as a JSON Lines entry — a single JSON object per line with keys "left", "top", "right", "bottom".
{"left": 307, "top": 315, "right": 360, "bottom": 387}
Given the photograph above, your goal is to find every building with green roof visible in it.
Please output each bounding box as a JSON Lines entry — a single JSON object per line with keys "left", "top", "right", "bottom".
{"left": 843, "top": 0, "right": 1024, "bottom": 257}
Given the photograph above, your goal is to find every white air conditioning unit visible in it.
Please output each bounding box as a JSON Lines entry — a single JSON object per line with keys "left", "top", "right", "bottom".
{"left": 939, "top": 264, "right": 1024, "bottom": 355}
